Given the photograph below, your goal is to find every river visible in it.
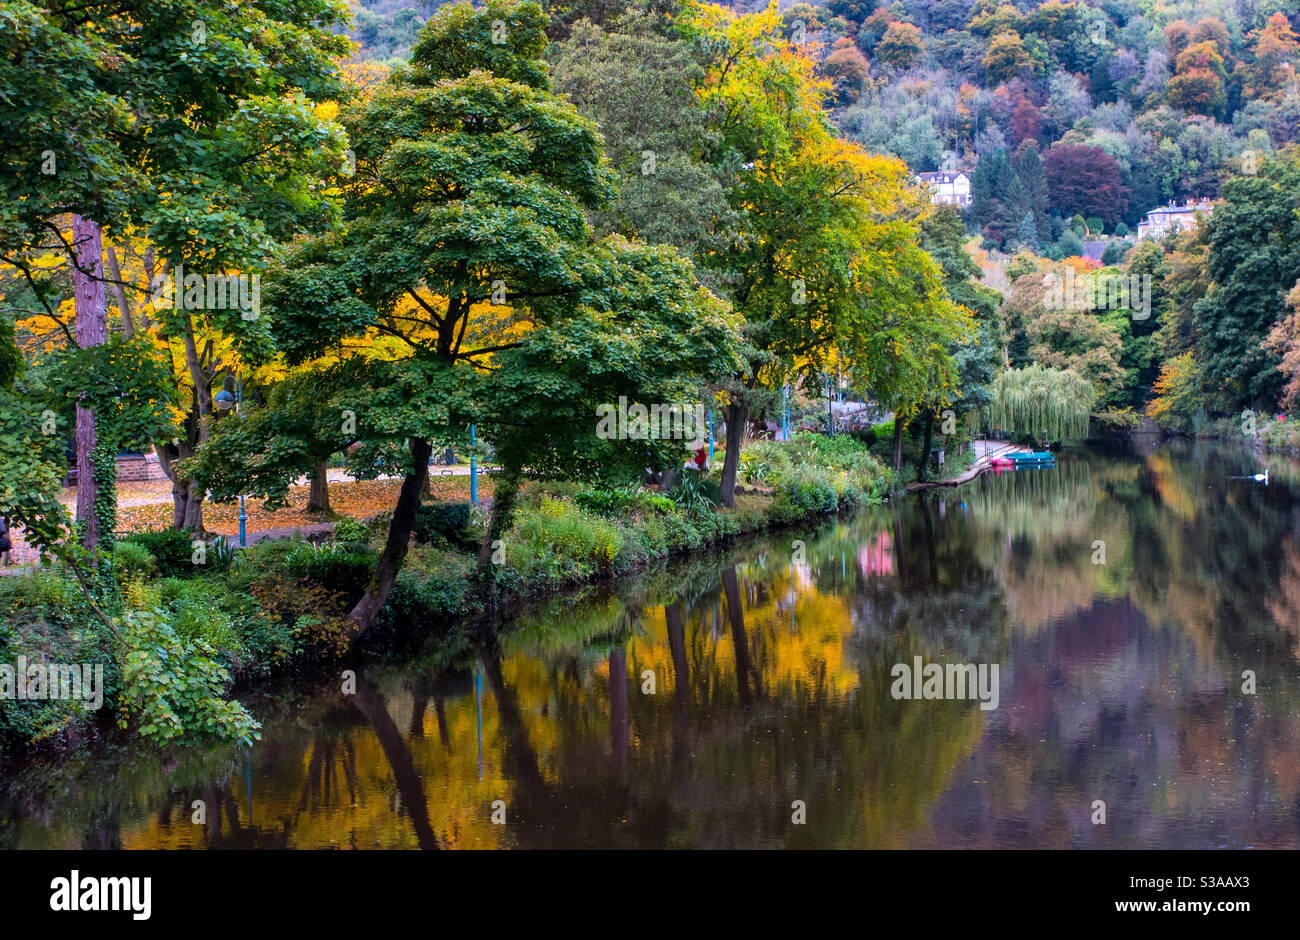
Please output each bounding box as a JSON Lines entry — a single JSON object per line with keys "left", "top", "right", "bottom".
{"left": 3, "top": 438, "right": 1299, "bottom": 849}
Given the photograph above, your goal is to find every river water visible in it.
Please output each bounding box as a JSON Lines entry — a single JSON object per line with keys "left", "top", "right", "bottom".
{"left": 3, "top": 439, "right": 1299, "bottom": 849}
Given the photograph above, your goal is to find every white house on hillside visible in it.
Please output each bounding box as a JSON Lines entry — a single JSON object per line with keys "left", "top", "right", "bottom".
{"left": 916, "top": 171, "right": 971, "bottom": 207}
{"left": 1136, "top": 202, "right": 1214, "bottom": 240}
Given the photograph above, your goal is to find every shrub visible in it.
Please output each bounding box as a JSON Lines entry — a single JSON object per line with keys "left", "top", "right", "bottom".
{"left": 119, "top": 529, "right": 195, "bottom": 578}
{"left": 508, "top": 499, "right": 625, "bottom": 585}
{"left": 116, "top": 605, "right": 260, "bottom": 747}
{"left": 669, "top": 470, "right": 721, "bottom": 515}
{"left": 739, "top": 451, "right": 771, "bottom": 485}
{"left": 332, "top": 517, "right": 371, "bottom": 544}
{"left": 574, "top": 485, "right": 674, "bottom": 517}
{"left": 111, "top": 540, "right": 156, "bottom": 580}
{"left": 413, "top": 501, "right": 474, "bottom": 546}
{"left": 283, "top": 543, "right": 376, "bottom": 597}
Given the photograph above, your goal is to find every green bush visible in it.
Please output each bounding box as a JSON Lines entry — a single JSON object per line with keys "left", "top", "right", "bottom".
{"left": 413, "top": 501, "right": 474, "bottom": 546}
{"left": 332, "top": 517, "right": 371, "bottom": 544}
{"left": 283, "top": 543, "right": 376, "bottom": 597}
{"left": 669, "top": 470, "right": 721, "bottom": 515}
{"left": 119, "top": 529, "right": 195, "bottom": 578}
{"left": 508, "top": 498, "right": 625, "bottom": 585}
{"left": 111, "top": 540, "right": 156, "bottom": 580}
{"left": 573, "top": 485, "right": 673, "bottom": 517}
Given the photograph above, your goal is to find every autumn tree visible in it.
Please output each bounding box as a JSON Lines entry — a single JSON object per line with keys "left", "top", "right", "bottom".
{"left": 683, "top": 2, "right": 967, "bottom": 494}
{"left": 982, "top": 32, "right": 1031, "bottom": 84}
{"left": 196, "top": 0, "right": 741, "bottom": 637}
{"left": 0, "top": 0, "right": 353, "bottom": 540}
{"left": 1043, "top": 144, "right": 1130, "bottom": 227}
{"left": 1248, "top": 13, "right": 1300, "bottom": 99}
{"left": 875, "top": 21, "right": 923, "bottom": 70}
{"left": 1265, "top": 280, "right": 1300, "bottom": 411}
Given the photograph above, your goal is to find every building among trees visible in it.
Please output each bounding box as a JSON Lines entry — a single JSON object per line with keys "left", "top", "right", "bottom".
{"left": 1136, "top": 202, "right": 1215, "bottom": 240}
{"left": 917, "top": 171, "right": 972, "bottom": 207}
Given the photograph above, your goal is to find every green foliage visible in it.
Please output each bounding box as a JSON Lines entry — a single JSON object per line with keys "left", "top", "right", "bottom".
{"left": 282, "top": 543, "right": 377, "bottom": 597}
{"left": 1194, "top": 152, "right": 1300, "bottom": 411}
{"left": 668, "top": 470, "right": 721, "bottom": 515}
{"left": 739, "top": 451, "right": 771, "bottom": 485}
{"left": 573, "top": 484, "right": 673, "bottom": 517}
{"left": 742, "top": 432, "right": 893, "bottom": 509}
{"left": 116, "top": 607, "right": 260, "bottom": 749}
{"left": 412, "top": 502, "right": 474, "bottom": 546}
{"left": 331, "top": 517, "right": 371, "bottom": 545}
{"left": 119, "top": 530, "right": 195, "bottom": 579}
{"left": 986, "top": 364, "right": 1095, "bottom": 441}
{"left": 509, "top": 496, "right": 625, "bottom": 582}
{"left": 0, "top": 384, "right": 69, "bottom": 555}
{"left": 110, "top": 541, "right": 156, "bottom": 581}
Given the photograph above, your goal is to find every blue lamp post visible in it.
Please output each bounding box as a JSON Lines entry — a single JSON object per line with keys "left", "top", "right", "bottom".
{"left": 707, "top": 409, "right": 714, "bottom": 465}
{"left": 782, "top": 383, "right": 788, "bottom": 441}
{"left": 214, "top": 378, "right": 247, "bottom": 546}
{"left": 469, "top": 423, "right": 477, "bottom": 506}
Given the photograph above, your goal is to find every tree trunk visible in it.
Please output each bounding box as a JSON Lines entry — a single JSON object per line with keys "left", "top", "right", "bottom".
{"left": 306, "top": 460, "right": 331, "bottom": 515}
{"left": 104, "top": 242, "right": 133, "bottom": 337}
{"left": 475, "top": 465, "right": 521, "bottom": 579}
{"left": 891, "top": 415, "right": 905, "bottom": 475}
{"left": 719, "top": 398, "right": 748, "bottom": 508}
{"left": 917, "top": 410, "right": 934, "bottom": 481}
{"left": 156, "top": 439, "right": 204, "bottom": 532}
{"left": 72, "top": 215, "right": 108, "bottom": 549}
{"left": 175, "top": 313, "right": 212, "bottom": 536}
{"left": 346, "top": 437, "right": 433, "bottom": 639}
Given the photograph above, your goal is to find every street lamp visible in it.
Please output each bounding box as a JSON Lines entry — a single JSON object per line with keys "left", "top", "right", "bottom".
{"left": 215, "top": 376, "right": 247, "bottom": 546}
{"left": 469, "top": 423, "right": 477, "bottom": 506}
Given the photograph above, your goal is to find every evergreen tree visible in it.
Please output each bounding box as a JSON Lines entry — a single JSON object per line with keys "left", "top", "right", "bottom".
{"left": 1018, "top": 212, "right": 1040, "bottom": 249}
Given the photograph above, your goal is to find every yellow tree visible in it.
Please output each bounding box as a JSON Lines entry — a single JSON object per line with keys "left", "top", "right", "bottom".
{"left": 685, "top": 2, "right": 969, "bottom": 497}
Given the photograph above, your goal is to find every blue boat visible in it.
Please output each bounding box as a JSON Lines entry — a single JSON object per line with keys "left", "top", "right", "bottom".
{"left": 1009, "top": 451, "right": 1056, "bottom": 466}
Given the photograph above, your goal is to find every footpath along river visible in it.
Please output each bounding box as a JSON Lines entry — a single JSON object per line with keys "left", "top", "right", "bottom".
{"left": 3, "top": 438, "right": 1299, "bottom": 849}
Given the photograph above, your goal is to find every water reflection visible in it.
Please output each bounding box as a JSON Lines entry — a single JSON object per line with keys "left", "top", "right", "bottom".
{"left": 2, "top": 440, "right": 1299, "bottom": 849}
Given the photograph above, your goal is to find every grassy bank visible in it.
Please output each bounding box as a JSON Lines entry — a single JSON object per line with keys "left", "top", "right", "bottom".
{"left": 0, "top": 433, "right": 893, "bottom": 752}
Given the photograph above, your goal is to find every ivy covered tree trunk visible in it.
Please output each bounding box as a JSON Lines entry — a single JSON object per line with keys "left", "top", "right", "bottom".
{"left": 306, "top": 460, "right": 331, "bottom": 515}
{"left": 91, "top": 442, "right": 117, "bottom": 547}
{"left": 346, "top": 438, "right": 433, "bottom": 637}
{"left": 476, "top": 465, "right": 522, "bottom": 582}
{"left": 719, "top": 398, "right": 748, "bottom": 508}
{"left": 174, "top": 314, "right": 213, "bottom": 537}
{"left": 72, "top": 215, "right": 108, "bottom": 549}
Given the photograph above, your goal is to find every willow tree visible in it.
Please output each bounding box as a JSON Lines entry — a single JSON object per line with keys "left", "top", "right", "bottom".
{"left": 985, "top": 364, "right": 1094, "bottom": 442}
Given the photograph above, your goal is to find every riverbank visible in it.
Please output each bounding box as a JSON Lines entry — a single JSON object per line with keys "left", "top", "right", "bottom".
{"left": 906, "top": 441, "right": 1032, "bottom": 490}
{"left": 0, "top": 432, "right": 894, "bottom": 753}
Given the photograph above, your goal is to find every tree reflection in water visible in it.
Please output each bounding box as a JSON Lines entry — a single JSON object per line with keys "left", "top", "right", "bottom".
{"left": 2, "top": 441, "right": 1300, "bottom": 848}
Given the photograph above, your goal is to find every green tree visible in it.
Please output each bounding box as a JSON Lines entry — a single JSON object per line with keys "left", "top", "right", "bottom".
{"left": 684, "top": 4, "right": 968, "bottom": 494}
{"left": 548, "top": 5, "right": 737, "bottom": 262}
{"left": 196, "top": 0, "right": 741, "bottom": 637}
{"left": 1193, "top": 153, "right": 1300, "bottom": 411}
{"left": 0, "top": 0, "right": 353, "bottom": 537}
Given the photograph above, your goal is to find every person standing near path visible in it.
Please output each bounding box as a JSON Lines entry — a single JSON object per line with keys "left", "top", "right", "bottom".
{"left": 0, "top": 516, "right": 12, "bottom": 566}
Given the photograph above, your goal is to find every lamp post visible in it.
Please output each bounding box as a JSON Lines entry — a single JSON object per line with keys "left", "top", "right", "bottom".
{"left": 782, "top": 383, "right": 788, "bottom": 441}
{"left": 707, "top": 409, "right": 714, "bottom": 466}
{"left": 826, "top": 369, "right": 833, "bottom": 439}
{"left": 213, "top": 377, "right": 247, "bottom": 546}
{"left": 469, "top": 423, "right": 477, "bottom": 506}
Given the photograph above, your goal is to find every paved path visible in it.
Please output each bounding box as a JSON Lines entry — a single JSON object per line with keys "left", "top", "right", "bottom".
{"left": 907, "top": 441, "right": 1031, "bottom": 491}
